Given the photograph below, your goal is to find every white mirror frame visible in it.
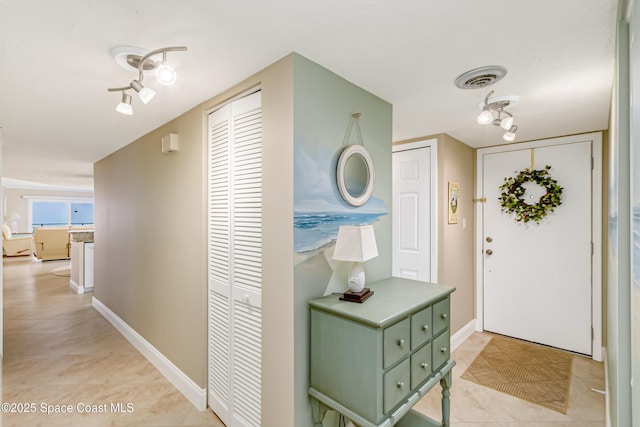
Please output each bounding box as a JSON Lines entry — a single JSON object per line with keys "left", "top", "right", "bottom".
{"left": 336, "top": 145, "right": 375, "bottom": 207}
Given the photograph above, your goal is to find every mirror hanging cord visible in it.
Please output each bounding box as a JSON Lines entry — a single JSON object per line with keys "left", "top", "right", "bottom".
{"left": 342, "top": 112, "right": 366, "bottom": 147}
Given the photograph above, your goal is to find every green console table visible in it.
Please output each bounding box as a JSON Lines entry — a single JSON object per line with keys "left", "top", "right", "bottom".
{"left": 309, "top": 277, "right": 456, "bottom": 427}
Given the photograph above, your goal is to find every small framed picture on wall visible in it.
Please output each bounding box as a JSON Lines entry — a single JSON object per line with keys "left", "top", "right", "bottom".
{"left": 448, "top": 181, "right": 459, "bottom": 224}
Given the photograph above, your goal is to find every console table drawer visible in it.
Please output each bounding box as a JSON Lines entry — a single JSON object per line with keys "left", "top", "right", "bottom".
{"left": 432, "top": 330, "right": 450, "bottom": 370}
{"left": 410, "top": 342, "right": 432, "bottom": 388}
{"left": 410, "top": 305, "right": 433, "bottom": 349}
{"left": 433, "top": 298, "right": 450, "bottom": 335}
{"left": 383, "top": 318, "right": 410, "bottom": 369}
{"left": 383, "top": 358, "right": 410, "bottom": 413}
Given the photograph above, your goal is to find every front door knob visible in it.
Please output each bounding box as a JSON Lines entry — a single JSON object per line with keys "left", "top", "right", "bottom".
{"left": 485, "top": 249, "right": 493, "bottom": 255}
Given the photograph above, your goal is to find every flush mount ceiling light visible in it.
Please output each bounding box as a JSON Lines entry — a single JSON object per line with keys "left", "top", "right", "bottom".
{"left": 476, "top": 91, "right": 521, "bottom": 141}
{"left": 108, "top": 46, "right": 187, "bottom": 115}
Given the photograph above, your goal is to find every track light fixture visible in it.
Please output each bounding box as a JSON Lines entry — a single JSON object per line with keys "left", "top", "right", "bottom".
{"left": 108, "top": 46, "right": 187, "bottom": 115}
{"left": 476, "top": 90, "right": 521, "bottom": 141}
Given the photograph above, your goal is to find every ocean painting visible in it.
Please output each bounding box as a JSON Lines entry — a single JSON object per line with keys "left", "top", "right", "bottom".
{"left": 294, "top": 212, "right": 386, "bottom": 253}
{"left": 294, "top": 144, "right": 388, "bottom": 254}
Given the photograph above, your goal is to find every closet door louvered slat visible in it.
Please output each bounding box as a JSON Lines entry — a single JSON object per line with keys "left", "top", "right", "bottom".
{"left": 208, "top": 91, "right": 262, "bottom": 427}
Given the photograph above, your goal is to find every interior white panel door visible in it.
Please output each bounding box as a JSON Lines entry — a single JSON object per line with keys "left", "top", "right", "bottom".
{"left": 208, "top": 90, "right": 262, "bottom": 427}
{"left": 482, "top": 141, "right": 592, "bottom": 355}
{"left": 392, "top": 147, "right": 431, "bottom": 281}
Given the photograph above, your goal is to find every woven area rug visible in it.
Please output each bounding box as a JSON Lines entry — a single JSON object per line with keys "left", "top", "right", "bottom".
{"left": 461, "top": 334, "right": 573, "bottom": 413}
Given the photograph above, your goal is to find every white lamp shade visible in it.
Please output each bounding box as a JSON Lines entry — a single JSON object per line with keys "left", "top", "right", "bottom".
{"left": 155, "top": 62, "right": 177, "bottom": 86}
{"left": 477, "top": 109, "right": 493, "bottom": 125}
{"left": 138, "top": 87, "right": 156, "bottom": 104}
{"left": 333, "top": 225, "right": 378, "bottom": 262}
{"left": 8, "top": 211, "right": 22, "bottom": 221}
{"left": 500, "top": 116, "right": 514, "bottom": 130}
{"left": 116, "top": 102, "right": 133, "bottom": 115}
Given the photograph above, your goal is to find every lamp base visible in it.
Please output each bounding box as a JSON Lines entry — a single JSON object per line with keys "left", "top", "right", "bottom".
{"left": 340, "top": 288, "right": 374, "bottom": 304}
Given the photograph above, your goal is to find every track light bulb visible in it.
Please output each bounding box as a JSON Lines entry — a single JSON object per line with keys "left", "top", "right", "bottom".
{"left": 130, "top": 80, "right": 156, "bottom": 104}
{"left": 503, "top": 125, "right": 518, "bottom": 142}
{"left": 500, "top": 116, "right": 514, "bottom": 130}
{"left": 155, "top": 62, "right": 177, "bottom": 85}
{"left": 116, "top": 93, "right": 133, "bottom": 115}
{"left": 477, "top": 108, "right": 494, "bottom": 125}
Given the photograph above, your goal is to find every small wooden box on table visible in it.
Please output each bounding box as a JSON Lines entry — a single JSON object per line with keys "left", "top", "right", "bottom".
{"left": 309, "top": 277, "right": 456, "bottom": 427}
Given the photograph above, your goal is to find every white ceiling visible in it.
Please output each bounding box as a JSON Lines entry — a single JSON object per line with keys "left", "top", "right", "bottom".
{"left": 0, "top": 0, "right": 618, "bottom": 190}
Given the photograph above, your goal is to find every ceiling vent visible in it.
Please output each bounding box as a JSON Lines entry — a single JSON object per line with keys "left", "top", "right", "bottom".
{"left": 454, "top": 66, "right": 508, "bottom": 89}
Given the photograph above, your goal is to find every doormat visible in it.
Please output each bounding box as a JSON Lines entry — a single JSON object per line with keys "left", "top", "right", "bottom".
{"left": 460, "top": 334, "right": 573, "bottom": 413}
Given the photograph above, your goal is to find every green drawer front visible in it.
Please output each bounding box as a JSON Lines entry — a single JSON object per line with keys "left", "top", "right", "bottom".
{"left": 410, "top": 342, "right": 432, "bottom": 389}
{"left": 410, "top": 306, "right": 433, "bottom": 350}
{"left": 432, "top": 330, "right": 450, "bottom": 370}
{"left": 432, "top": 297, "right": 450, "bottom": 336}
{"left": 383, "top": 358, "right": 411, "bottom": 414}
{"left": 383, "top": 318, "right": 410, "bottom": 369}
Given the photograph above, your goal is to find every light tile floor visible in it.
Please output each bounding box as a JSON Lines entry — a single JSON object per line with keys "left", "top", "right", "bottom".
{"left": 2, "top": 256, "right": 224, "bottom": 427}
{"left": 413, "top": 332, "right": 606, "bottom": 427}
{"left": 2, "top": 256, "right": 606, "bottom": 427}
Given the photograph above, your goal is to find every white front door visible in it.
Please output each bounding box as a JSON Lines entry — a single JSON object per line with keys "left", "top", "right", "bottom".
{"left": 392, "top": 141, "right": 436, "bottom": 282}
{"left": 480, "top": 137, "right": 597, "bottom": 355}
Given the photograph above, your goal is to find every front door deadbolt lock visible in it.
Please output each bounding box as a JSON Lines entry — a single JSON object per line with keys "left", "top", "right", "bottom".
{"left": 485, "top": 249, "right": 493, "bottom": 255}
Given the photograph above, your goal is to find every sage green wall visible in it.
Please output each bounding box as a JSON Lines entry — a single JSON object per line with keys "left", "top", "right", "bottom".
{"left": 94, "top": 54, "right": 295, "bottom": 426}
{"left": 606, "top": 7, "right": 633, "bottom": 426}
{"left": 292, "top": 54, "right": 392, "bottom": 427}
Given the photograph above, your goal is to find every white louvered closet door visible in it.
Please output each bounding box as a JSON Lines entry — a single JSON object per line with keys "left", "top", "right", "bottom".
{"left": 208, "top": 90, "right": 262, "bottom": 427}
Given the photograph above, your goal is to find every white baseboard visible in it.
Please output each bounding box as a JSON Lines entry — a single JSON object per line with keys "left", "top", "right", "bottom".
{"left": 92, "top": 297, "right": 207, "bottom": 411}
{"left": 69, "top": 279, "right": 84, "bottom": 294}
{"left": 451, "top": 319, "right": 477, "bottom": 351}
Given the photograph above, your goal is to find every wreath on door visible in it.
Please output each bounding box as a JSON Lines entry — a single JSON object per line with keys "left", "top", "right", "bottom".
{"left": 498, "top": 165, "right": 563, "bottom": 224}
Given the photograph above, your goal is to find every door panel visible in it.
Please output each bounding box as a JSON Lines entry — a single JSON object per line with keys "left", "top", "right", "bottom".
{"left": 393, "top": 147, "right": 431, "bottom": 281}
{"left": 482, "top": 141, "right": 592, "bottom": 355}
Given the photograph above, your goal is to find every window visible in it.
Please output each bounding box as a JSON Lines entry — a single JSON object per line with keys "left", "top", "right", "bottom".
{"left": 30, "top": 199, "right": 94, "bottom": 230}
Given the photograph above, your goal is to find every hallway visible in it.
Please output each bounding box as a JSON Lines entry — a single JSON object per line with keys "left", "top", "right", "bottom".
{"left": 2, "top": 256, "right": 223, "bottom": 427}
{"left": 2, "top": 255, "right": 606, "bottom": 426}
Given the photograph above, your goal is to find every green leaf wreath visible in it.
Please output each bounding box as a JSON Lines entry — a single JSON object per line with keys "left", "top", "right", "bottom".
{"left": 498, "top": 165, "right": 563, "bottom": 224}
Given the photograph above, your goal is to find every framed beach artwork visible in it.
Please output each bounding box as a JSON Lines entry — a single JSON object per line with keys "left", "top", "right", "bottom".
{"left": 448, "top": 181, "right": 459, "bottom": 224}
{"left": 294, "top": 143, "right": 387, "bottom": 256}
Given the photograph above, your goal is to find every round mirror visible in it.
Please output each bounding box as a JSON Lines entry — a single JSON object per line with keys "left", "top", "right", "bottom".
{"left": 336, "top": 145, "right": 375, "bottom": 206}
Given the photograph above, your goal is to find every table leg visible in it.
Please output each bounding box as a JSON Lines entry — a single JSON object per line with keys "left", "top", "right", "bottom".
{"left": 440, "top": 371, "right": 452, "bottom": 427}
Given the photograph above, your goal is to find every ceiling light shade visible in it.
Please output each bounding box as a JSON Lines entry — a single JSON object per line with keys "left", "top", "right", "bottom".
{"left": 477, "top": 108, "right": 494, "bottom": 125}
{"left": 130, "top": 79, "right": 156, "bottom": 104}
{"left": 500, "top": 115, "right": 514, "bottom": 130}
{"left": 503, "top": 125, "right": 518, "bottom": 142}
{"left": 116, "top": 93, "right": 133, "bottom": 115}
{"left": 155, "top": 62, "right": 177, "bottom": 85}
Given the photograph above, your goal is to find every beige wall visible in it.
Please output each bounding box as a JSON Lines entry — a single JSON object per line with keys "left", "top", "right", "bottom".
{"left": 3, "top": 187, "right": 94, "bottom": 233}
{"left": 435, "top": 134, "right": 476, "bottom": 334}
{"left": 393, "top": 134, "right": 476, "bottom": 335}
{"left": 94, "top": 54, "right": 294, "bottom": 426}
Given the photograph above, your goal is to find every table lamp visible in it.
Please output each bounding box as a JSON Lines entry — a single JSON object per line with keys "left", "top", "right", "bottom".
{"left": 9, "top": 211, "right": 22, "bottom": 234}
{"left": 333, "top": 224, "right": 378, "bottom": 302}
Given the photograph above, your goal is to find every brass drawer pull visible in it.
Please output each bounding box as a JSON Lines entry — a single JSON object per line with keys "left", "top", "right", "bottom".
{"left": 441, "top": 313, "right": 447, "bottom": 320}
{"left": 397, "top": 339, "right": 405, "bottom": 347}
{"left": 421, "top": 362, "right": 428, "bottom": 369}
{"left": 397, "top": 381, "right": 405, "bottom": 389}
{"left": 440, "top": 347, "right": 447, "bottom": 353}
{"left": 422, "top": 325, "right": 429, "bottom": 331}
